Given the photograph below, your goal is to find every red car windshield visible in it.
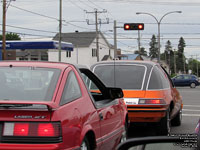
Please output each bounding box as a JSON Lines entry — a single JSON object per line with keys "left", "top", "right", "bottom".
{"left": 0, "top": 67, "right": 60, "bottom": 101}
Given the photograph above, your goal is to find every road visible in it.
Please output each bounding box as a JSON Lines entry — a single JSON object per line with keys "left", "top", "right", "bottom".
{"left": 127, "top": 86, "right": 200, "bottom": 149}
{"left": 171, "top": 86, "right": 200, "bottom": 134}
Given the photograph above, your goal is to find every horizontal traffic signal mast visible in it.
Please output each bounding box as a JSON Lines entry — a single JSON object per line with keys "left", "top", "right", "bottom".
{"left": 124, "top": 23, "right": 144, "bottom": 30}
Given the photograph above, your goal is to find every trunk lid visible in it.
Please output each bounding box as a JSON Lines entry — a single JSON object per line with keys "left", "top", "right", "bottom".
{"left": 0, "top": 101, "right": 58, "bottom": 122}
{"left": 123, "top": 90, "right": 146, "bottom": 98}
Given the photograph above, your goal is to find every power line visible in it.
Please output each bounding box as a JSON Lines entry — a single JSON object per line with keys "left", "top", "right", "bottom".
{"left": 0, "top": 24, "right": 58, "bottom": 34}
{"left": 87, "top": 0, "right": 105, "bottom": 10}
{"left": 0, "top": 30, "right": 53, "bottom": 38}
{"left": 77, "top": 0, "right": 94, "bottom": 9}
{"left": 8, "top": 4, "right": 94, "bottom": 31}
{"left": 9, "top": 4, "right": 59, "bottom": 21}
{"left": 2, "top": 23, "right": 200, "bottom": 36}
{"left": 68, "top": 0, "right": 86, "bottom": 11}
{"left": 83, "top": 0, "right": 200, "bottom": 6}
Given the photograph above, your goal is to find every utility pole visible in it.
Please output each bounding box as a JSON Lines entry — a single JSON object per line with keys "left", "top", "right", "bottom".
{"left": 86, "top": 9, "right": 108, "bottom": 62}
{"left": 183, "top": 53, "right": 186, "bottom": 74}
{"left": 113, "top": 20, "right": 123, "bottom": 59}
{"left": 2, "top": 0, "right": 15, "bottom": 60}
{"left": 95, "top": 10, "right": 99, "bottom": 62}
{"left": 58, "top": 0, "right": 62, "bottom": 62}
{"left": 190, "top": 55, "right": 194, "bottom": 74}
{"left": 137, "top": 30, "right": 141, "bottom": 54}
{"left": 196, "top": 54, "right": 199, "bottom": 77}
{"left": 2, "top": 0, "right": 6, "bottom": 60}
{"left": 168, "top": 51, "right": 171, "bottom": 75}
{"left": 174, "top": 49, "right": 176, "bottom": 74}
{"left": 114, "top": 20, "right": 117, "bottom": 59}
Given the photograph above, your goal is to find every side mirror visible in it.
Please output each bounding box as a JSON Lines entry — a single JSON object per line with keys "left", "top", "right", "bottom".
{"left": 107, "top": 87, "right": 124, "bottom": 100}
{"left": 117, "top": 136, "right": 198, "bottom": 150}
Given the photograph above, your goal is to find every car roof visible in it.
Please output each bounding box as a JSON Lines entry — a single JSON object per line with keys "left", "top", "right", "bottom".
{"left": 0, "top": 61, "right": 74, "bottom": 70}
{"left": 91, "top": 60, "right": 158, "bottom": 67}
{"left": 90, "top": 60, "right": 159, "bottom": 72}
{"left": 178, "top": 74, "right": 196, "bottom": 76}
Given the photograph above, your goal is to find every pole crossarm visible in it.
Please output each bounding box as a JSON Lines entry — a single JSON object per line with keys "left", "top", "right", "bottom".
{"left": 85, "top": 9, "right": 109, "bottom": 62}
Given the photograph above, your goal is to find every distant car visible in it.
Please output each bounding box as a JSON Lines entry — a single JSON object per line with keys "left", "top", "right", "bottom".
{"left": 0, "top": 61, "right": 128, "bottom": 150}
{"left": 91, "top": 60, "right": 183, "bottom": 135}
{"left": 172, "top": 74, "right": 200, "bottom": 88}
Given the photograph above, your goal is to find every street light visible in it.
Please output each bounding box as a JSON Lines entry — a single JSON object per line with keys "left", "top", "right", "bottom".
{"left": 136, "top": 11, "right": 182, "bottom": 64}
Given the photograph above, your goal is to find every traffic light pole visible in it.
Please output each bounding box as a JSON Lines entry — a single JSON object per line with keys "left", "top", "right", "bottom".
{"left": 58, "top": 0, "right": 62, "bottom": 62}
{"left": 138, "top": 30, "right": 141, "bottom": 54}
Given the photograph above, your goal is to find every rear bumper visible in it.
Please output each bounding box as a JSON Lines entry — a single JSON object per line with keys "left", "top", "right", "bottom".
{"left": 127, "top": 108, "right": 167, "bottom": 123}
{"left": 0, "top": 143, "right": 79, "bottom": 150}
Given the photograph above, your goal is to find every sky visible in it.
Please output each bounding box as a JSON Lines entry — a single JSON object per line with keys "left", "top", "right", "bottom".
{"left": 1, "top": 0, "right": 200, "bottom": 59}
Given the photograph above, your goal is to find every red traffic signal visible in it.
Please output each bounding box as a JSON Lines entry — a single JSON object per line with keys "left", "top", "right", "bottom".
{"left": 124, "top": 23, "right": 144, "bottom": 30}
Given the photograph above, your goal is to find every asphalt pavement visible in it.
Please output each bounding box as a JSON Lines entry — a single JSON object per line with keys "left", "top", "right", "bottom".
{"left": 127, "top": 86, "right": 200, "bottom": 149}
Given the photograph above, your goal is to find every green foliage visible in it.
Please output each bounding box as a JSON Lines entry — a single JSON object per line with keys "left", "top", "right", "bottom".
{"left": 0, "top": 33, "right": 21, "bottom": 40}
{"left": 149, "top": 34, "right": 158, "bottom": 59}
{"left": 188, "top": 58, "right": 200, "bottom": 76}
{"left": 134, "top": 47, "right": 147, "bottom": 56}
{"left": 177, "top": 37, "right": 186, "bottom": 72}
{"left": 164, "top": 40, "right": 173, "bottom": 62}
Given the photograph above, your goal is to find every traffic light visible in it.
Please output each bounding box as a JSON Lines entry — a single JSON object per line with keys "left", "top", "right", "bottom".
{"left": 124, "top": 23, "right": 144, "bottom": 30}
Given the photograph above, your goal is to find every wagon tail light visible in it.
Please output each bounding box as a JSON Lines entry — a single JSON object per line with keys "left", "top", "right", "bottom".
{"left": 139, "top": 99, "right": 166, "bottom": 105}
{"left": 2, "top": 122, "right": 62, "bottom": 143}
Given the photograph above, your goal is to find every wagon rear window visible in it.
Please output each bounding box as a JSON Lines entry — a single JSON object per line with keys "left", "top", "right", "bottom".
{"left": 93, "top": 65, "right": 146, "bottom": 90}
{"left": 148, "top": 66, "right": 170, "bottom": 90}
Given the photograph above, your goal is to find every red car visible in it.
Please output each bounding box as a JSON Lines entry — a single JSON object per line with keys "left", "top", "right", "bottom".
{"left": 0, "top": 61, "right": 128, "bottom": 150}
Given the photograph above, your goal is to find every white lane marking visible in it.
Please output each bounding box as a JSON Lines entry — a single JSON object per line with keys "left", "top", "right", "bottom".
{"left": 183, "top": 105, "right": 200, "bottom": 107}
{"left": 182, "top": 114, "right": 200, "bottom": 117}
{"left": 183, "top": 109, "right": 200, "bottom": 112}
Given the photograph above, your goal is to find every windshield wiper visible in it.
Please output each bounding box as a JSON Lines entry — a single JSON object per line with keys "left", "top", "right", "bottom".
{"left": 0, "top": 104, "right": 33, "bottom": 109}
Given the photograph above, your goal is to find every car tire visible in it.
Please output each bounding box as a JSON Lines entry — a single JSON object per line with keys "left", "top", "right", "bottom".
{"left": 81, "top": 137, "right": 90, "bottom": 150}
{"left": 190, "top": 82, "right": 196, "bottom": 88}
{"left": 157, "top": 109, "right": 171, "bottom": 135}
{"left": 120, "top": 121, "right": 128, "bottom": 143}
{"left": 171, "top": 109, "right": 182, "bottom": 126}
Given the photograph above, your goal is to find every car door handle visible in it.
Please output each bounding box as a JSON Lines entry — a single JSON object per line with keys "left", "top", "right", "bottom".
{"left": 99, "top": 113, "right": 103, "bottom": 121}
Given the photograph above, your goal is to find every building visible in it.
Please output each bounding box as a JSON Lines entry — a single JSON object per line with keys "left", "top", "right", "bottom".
{"left": 0, "top": 40, "right": 73, "bottom": 61}
{"left": 51, "top": 31, "right": 115, "bottom": 67}
{"left": 120, "top": 54, "right": 143, "bottom": 60}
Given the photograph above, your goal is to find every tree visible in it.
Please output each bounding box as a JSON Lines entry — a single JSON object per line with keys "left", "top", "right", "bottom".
{"left": 164, "top": 40, "right": 172, "bottom": 62}
{"left": 149, "top": 35, "right": 158, "bottom": 60}
{"left": 177, "top": 37, "right": 186, "bottom": 73}
{"left": 134, "top": 47, "right": 147, "bottom": 56}
{"left": 164, "top": 40, "right": 173, "bottom": 74}
{"left": 188, "top": 58, "right": 200, "bottom": 76}
{"left": 0, "top": 33, "right": 21, "bottom": 40}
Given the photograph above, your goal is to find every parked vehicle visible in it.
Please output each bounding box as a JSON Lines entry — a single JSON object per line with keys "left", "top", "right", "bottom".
{"left": 172, "top": 74, "right": 200, "bottom": 88}
{"left": 91, "top": 60, "right": 183, "bottom": 135}
{"left": 0, "top": 61, "right": 128, "bottom": 150}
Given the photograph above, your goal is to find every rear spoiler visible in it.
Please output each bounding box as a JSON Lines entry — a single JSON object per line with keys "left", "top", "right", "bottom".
{"left": 0, "top": 101, "right": 58, "bottom": 111}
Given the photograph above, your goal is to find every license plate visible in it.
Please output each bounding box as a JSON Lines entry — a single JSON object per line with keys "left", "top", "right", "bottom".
{"left": 124, "top": 98, "right": 139, "bottom": 105}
